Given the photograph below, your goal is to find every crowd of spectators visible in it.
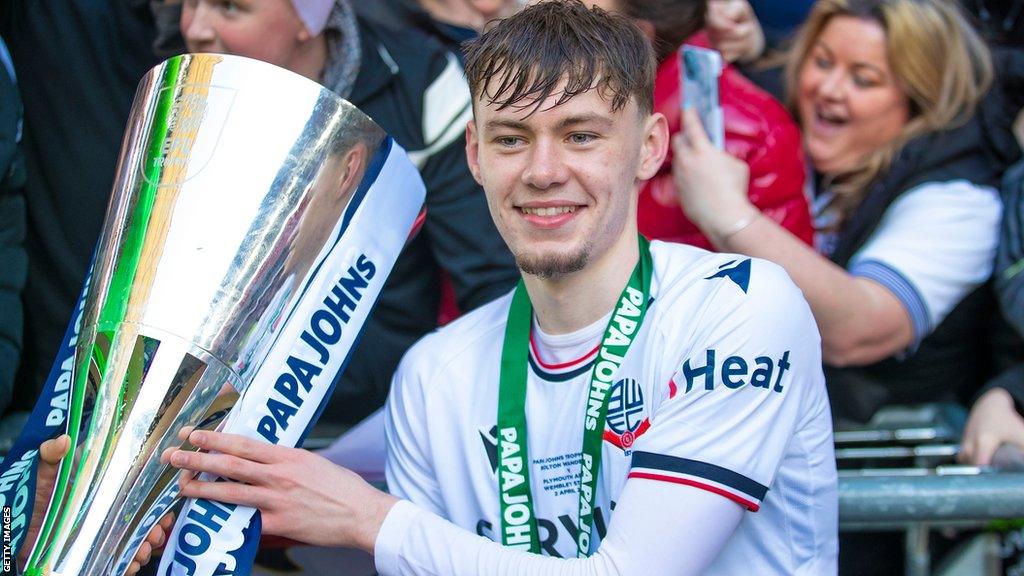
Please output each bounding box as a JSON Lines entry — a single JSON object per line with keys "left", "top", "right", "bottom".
{"left": 1, "top": 0, "right": 1023, "bottom": 572}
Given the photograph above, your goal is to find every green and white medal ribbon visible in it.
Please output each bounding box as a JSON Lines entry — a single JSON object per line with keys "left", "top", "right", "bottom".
{"left": 497, "top": 235, "right": 653, "bottom": 557}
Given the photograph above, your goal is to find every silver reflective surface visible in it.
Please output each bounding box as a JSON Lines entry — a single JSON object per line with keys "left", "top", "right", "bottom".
{"left": 25, "top": 53, "right": 389, "bottom": 575}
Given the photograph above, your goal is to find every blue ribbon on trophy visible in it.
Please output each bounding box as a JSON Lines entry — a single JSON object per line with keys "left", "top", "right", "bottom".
{"left": 157, "top": 137, "right": 423, "bottom": 576}
{"left": 0, "top": 266, "right": 91, "bottom": 575}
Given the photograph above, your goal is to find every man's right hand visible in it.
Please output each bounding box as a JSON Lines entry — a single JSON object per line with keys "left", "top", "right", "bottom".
{"left": 18, "top": 434, "right": 175, "bottom": 574}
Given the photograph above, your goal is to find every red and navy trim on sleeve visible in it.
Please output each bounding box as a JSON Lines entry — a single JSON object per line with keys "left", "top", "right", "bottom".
{"left": 628, "top": 451, "right": 768, "bottom": 511}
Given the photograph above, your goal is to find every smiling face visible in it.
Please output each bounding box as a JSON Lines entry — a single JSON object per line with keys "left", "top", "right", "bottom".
{"left": 465, "top": 83, "right": 666, "bottom": 279}
{"left": 797, "top": 15, "right": 910, "bottom": 175}
{"left": 180, "top": 0, "right": 308, "bottom": 70}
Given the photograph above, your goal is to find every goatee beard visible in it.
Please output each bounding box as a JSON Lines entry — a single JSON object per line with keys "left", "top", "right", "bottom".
{"left": 515, "top": 246, "right": 590, "bottom": 279}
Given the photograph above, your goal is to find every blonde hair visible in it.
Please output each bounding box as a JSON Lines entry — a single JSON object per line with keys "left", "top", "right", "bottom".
{"left": 785, "top": 0, "right": 993, "bottom": 218}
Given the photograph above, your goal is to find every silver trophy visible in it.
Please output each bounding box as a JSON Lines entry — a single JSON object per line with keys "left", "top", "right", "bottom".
{"left": 22, "top": 53, "right": 423, "bottom": 575}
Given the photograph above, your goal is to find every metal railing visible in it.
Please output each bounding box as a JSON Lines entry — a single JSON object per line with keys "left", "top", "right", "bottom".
{"left": 836, "top": 404, "right": 1024, "bottom": 576}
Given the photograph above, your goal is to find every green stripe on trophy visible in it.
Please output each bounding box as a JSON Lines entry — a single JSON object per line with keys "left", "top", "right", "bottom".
{"left": 25, "top": 55, "right": 183, "bottom": 575}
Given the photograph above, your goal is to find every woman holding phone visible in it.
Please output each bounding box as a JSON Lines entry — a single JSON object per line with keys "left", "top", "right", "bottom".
{"left": 674, "top": 0, "right": 1016, "bottom": 422}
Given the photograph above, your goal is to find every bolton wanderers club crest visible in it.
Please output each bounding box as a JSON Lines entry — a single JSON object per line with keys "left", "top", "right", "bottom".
{"left": 604, "top": 378, "right": 649, "bottom": 450}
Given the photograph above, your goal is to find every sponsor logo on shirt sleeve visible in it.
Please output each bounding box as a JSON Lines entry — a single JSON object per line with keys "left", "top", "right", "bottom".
{"left": 704, "top": 259, "right": 751, "bottom": 293}
{"left": 674, "top": 350, "right": 792, "bottom": 395}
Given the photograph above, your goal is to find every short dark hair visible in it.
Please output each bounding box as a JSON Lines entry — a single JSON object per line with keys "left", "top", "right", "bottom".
{"left": 617, "top": 0, "right": 706, "bottom": 62}
{"left": 462, "top": 0, "right": 656, "bottom": 116}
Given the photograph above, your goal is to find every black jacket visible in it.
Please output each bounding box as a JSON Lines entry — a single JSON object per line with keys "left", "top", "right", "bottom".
{"left": 977, "top": 145, "right": 1024, "bottom": 414}
{"left": 997, "top": 159, "right": 1024, "bottom": 339}
{"left": 318, "top": 18, "right": 517, "bottom": 425}
{"left": 0, "top": 35, "right": 25, "bottom": 413}
{"left": 0, "top": 0, "right": 163, "bottom": 413}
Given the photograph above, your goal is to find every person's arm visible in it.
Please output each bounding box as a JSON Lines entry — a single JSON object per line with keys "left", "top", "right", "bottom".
{"left": 375, "top": 480, "right": 742, "bottom": 576}
{"left": 671, "top": 110, "right": 908, "bottom": 365}
{"left": 171, "top": 431, "right": 741, "bottom": 576}
{"left": 672, "top": 108, "right": 1000, "bottom": 366}
{"left": 731, "top": 96, "right": 813, "bottom": 247}
{"left": 713, "top": 207, "right": 913, "bottom": 367}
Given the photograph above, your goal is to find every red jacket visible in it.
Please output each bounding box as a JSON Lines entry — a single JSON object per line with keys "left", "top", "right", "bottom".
{"left": 639, "top": 37, "right": 814, "bottom": 249}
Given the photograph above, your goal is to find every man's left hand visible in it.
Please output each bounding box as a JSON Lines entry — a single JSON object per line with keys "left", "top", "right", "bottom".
{"left": 168, "top": 431, "right": 398, "bottom": 552}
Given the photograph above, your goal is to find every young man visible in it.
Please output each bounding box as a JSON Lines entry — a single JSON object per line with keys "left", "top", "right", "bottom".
{"left": 167, "top": 2, "right": 838, "bottom": 574}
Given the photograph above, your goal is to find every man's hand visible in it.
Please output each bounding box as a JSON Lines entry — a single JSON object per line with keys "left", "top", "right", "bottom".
{"left": 959, "top": 387, "right": 1024, "bottom": 466}
{"left": 18, "top": 435, "right": 69, "bottom": 568}
{"left": 672, "top": 107, "right": 757, "bottom": 246}
{"left": 706, "top": 0, "right": 766, "bottom": 64}
{"left": 18, "top": 435, "right": 173, "bottom": 574}
{"left": 169, "top": 430, "right": 399, "bottom": 552}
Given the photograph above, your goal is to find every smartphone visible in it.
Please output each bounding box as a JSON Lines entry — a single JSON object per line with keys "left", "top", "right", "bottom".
{"left": 680, "top": 45, "right": 725, "bottom": 149}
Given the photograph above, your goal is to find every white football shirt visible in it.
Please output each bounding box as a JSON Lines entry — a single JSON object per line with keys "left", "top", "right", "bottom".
{"left": 383, "top": 240, "right": 838, "bottom": 574}
{"left": 815, "top": 179, "right": 1001, "bottom": 347}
